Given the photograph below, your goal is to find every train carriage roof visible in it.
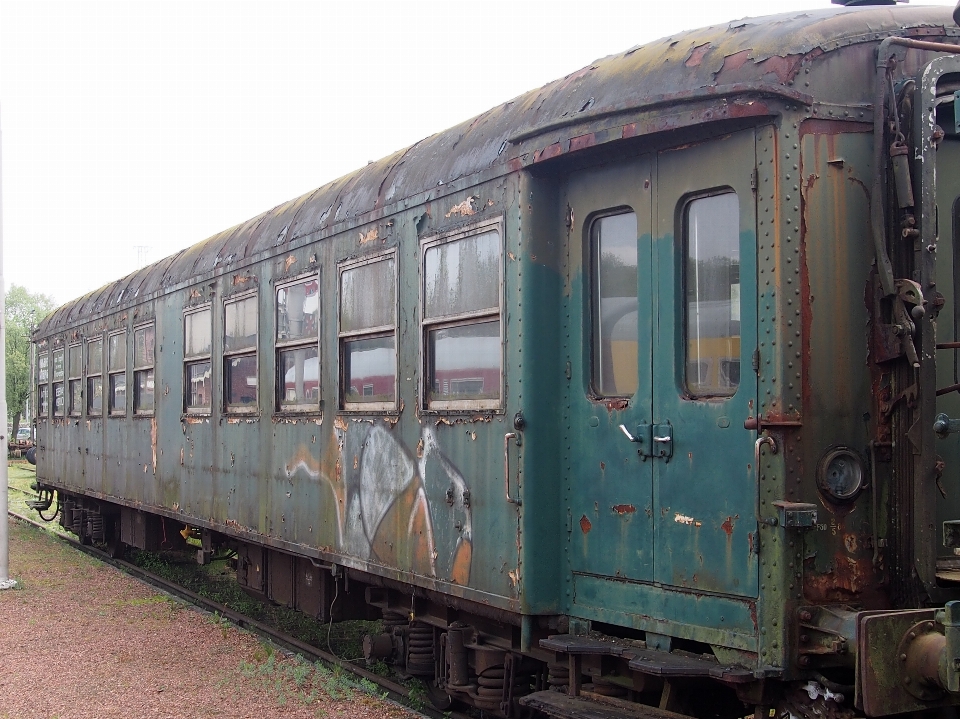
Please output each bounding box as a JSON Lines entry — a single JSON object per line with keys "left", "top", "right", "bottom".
{"left": 36, "top": 5, "right": 956, "bottom": 335}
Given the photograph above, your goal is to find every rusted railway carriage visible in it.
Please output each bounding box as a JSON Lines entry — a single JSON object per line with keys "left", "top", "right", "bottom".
{"left": 28, "top": 4, "right": 960, "bottom": 716}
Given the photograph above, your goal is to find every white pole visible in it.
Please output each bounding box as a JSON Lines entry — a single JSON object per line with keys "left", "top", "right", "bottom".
{"left": 0, "top": 99, "right": 14, "bottom": 590}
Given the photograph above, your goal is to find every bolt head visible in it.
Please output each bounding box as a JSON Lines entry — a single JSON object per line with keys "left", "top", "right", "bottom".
{"left": 798, "top": 656, "right": 810, "bottom": 666}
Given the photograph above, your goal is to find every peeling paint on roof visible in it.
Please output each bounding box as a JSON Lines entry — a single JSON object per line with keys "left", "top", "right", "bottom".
{"left": 36, "top": 6, "right": 956, "bottom": 335}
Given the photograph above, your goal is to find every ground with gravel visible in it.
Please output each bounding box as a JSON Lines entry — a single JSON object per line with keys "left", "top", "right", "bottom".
{"left": 0, "top": 515, "right": 419, "bottom": 719}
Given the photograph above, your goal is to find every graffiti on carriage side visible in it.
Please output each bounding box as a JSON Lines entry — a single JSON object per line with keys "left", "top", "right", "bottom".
{"left": 284, "top": 424, "right": 473, "bottom": 584}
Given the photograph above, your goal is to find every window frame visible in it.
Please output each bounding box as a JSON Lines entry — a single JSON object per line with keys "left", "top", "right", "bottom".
{"left": 222, "top": 291, "right": 259, "bottom": 415}
{"left": 52, "top": 346, "right": 66, "bottom": 417}
{"left": 419, "top": 217, "right": 505, "bottom": 412}
{"left": 36, "top": 347, "right": 49, "bottom": 419}
{"left": 107, "top": 330, "right": 127, "bottom": 417}
{"left": 68, "top": 342, "right": 82, "bottom": 416}
{"left": 133, "top": 322, "right": 155, "bottom": 416}
{"left": 587, "top": 207, "right": 640, "bottom": 400}
{"left": 183, "top": 304, "right": 213, "bottom": 416}
{"left": 681, "top": 188, "right": 742, "bottom": 400}
{"left": 337, "top": 249, "right": 398, "bottom": 412}
{"left": 275, "top": 273, "right": 321, "bottom": 415}
{"left": 86, "top": 335, "right": 104, "bottom": 417}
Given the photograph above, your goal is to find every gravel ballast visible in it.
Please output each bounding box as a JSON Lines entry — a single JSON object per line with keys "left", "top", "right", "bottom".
{"left": 0, "top": 516, "right": 419, "bottom": 719}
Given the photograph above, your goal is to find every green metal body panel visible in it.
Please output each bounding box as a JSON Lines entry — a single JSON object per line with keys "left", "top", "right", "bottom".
{"left": 32, "top": 9, "right": 960, "bottom": 705}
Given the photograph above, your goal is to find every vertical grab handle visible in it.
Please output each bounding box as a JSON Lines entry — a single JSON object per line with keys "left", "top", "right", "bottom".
{"left": 504, "top": 432, "right": 522, "bottom": 505}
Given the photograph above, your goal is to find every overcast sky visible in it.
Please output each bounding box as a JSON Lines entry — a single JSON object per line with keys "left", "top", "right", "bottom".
{"left": 2, "top": 0, "right": 956, "bottom": 307}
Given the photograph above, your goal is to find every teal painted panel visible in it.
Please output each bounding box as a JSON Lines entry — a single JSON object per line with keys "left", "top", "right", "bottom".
{"left": 652, "top": 130, "right": 759, "bottom": 598}
{"left": 563, "top": 157, "right": 656, "bottom": 584}
{"left": 573, "top": 573, "right": 757, "bottom": 651}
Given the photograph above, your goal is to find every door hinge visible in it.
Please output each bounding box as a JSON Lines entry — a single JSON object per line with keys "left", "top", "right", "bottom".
{"left": 750, "top": 167, "right": 758, "bottom": 191}
{"left": 752, "top": 349, "right": 761, "bottom": 373}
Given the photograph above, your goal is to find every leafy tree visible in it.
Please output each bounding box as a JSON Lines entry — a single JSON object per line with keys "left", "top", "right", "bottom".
{"left": 6, "top": 285, "right": 55, "bottom": 437}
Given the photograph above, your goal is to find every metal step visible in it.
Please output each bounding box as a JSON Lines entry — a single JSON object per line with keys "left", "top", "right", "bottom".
{"left": 541, "top": 634, "right": 754, "bottom": 683}
{"left": 520, "top": 690, "right": 689, "bottom": 719}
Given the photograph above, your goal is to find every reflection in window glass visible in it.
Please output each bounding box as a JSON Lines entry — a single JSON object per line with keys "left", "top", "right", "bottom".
{"left": 685, "top": 192, "right": 740, "bottom": 397}
{"left": 592, "top": 212, "right": 638, "bottom": 397}
{"left": 279, "top": 346, "right": 319, "bottom": 407}
{"left": 53, "top": 382, "right": 65, "bottom": 415}
{"left": 277, "top": 280, "right": 319, "bottom": 341}
{"left": 225, "top": 296, "right": 258, "bottom": 352}
{"left": 108, "top": 333, "right": 125, "bottom": 372}
{"left": 38, "top": 353, "right": 49, "bottom": 383}
{"left": 185, "top": 309, "right": 212, "bottom": 357}
{"left": 69, "top": 380, "right": 82, "bottom": 415}
{"left": 69, "top": 345, "right": 82, "bottom": 378}
{"left": 425, "top": 230, "right": 499, "bottom": 319}
{"left": 226, "top": 355, "right": 258, "bottom": 408}
{"left": 53, "top": 350, "right": 65, "bottom": 381}
{"left": 134, "top": 326, "right": 155, "bottom": 367}
{"left": 343, "top": 336, "right": 396, "bottom": 404}
{"left": 38, "top": 385, "right": 49, "bottom": 416}
{"left": 87, "top": 377, "right": 103, "bottom": 416}
{"left": 110, "top": 373, "right": 126, "bottom": 414}
{"left": 135, "top": 369, "right": 155, "bottom": 413}
{"left": 428, "top": 321, "right": 500, "bottom": 402}
{"left": 340, "top": 259, "right": 395, "bottom": 332}
{"left": 87, "top": 339, "right": 102, "bottom": 374}
{"left": 186, "top": 361, "right": 212, "bottom": 411}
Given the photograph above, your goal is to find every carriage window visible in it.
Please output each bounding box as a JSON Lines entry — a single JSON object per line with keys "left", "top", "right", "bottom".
{"left": 35, "top": 350, "right": 49, "bottom": 418}
{"left": 277, "top": 277, "right": 320, "bottom": 412}
{"left": 224, "top": 295, "right": 258, "bottom": 412}
{"left": 591, "top": 212, "right": 638, "bottom": 397}
{"left": 685, "top": 192, "right": 740, "bottom": 397}
{"left": 423, "top": 227, "right": 502, "bottom": 409}
{"left": 68, "top": 344, "right": 82, "bottom": 416}
{"left": 339, "top": 255, "right": 396, "bottom": 409}
{"left": 184, "top": 307, "right": 212, "bottom": 413}
{"left": 108, "top": 331, "right": 126, "bottom": 415}
{"left": 134, "top": 324, "right": 155, "bottom": 414}
{"left": 86, "top": 337, "right": 103, "bottom": 416}
{"left": 52, "top": 348, "right": 65, "bottom": 416}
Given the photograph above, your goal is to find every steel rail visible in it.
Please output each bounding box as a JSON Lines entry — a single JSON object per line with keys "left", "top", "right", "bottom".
{"left": 5, "top": 507, "right": 464, "bottom": 719}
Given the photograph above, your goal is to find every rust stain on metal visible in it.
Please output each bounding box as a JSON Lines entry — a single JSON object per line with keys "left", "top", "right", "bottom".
{"left": 284, "top": 255, "right": 297, "bottom": 272}
{"left": 612, "top": 504, "right": 636, "bottom": 515}
{"left": 804, "top": 552, "right": 874, "bottom": 602}
{"left": 359, "top": 227, "right": 379, "bottom": 244}
{"left": 416, "top": 438, "right": 424, "bottom": 458}
{"left": 180, "top": 447, "right": 184, "bottom": 466}
{"left": 604, "top": 398, "right": 629, "bottom": 411}
{"left": 534, "top": 142, "right": 564, "bottom": 163}
{"left": 445, "top": 197, "right": 477, "bottom": 218}
{"left": 719, "top": 49, "right": 751, "bottom": 72}
{"left": 353, "top": 455, "right": 359, "bottom": 470}
{"left": 570, "top": 133, "right": 597, "bottom": 152}
{"left": 189, "top": 289, "right": 202, "bottom": 299}
{"left": 580, "top": 515, "right": 592, "bottom": 534}
{"left": 232, "top": 274, "right": 253, "bottom": 286}
{"left": 674, "top": 512, "right": 702, "bottom": 528}
{"left": 844, "top": 533, "right": 859, "bottom": 553}
{"left": 721, "top": 514, "right": 738, "bottom": 536}
{"left": 685, "top": 42, "right": 712, "bottom": 67}
{"left": 334, "top": 416, "right": 349, "bottom": 432}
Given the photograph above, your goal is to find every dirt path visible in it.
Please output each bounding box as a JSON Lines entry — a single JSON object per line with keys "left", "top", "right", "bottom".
{"left": 0, "top": 517, "right": 418, "bottom": 719}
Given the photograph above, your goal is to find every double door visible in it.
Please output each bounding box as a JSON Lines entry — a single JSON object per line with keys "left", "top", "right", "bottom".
{"left": 565, "top": 129, "right": 759, "bottom": 599}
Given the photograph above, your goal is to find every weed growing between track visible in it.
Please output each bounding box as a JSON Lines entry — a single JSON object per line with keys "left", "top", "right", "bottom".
{"left": 124, "top": 546, "right": 381, "bottom": 660}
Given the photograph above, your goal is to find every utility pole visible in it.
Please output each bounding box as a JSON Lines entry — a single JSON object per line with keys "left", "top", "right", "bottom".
{"left": 0, "top": 101, "right": 15, "bottom": 590}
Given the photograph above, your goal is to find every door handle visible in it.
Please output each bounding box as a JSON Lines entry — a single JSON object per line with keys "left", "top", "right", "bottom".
{"left": 653, "top": 435, "right": 671, "bottom": 443}
{"left": 504, "top": 432, "right": 522, "bottom": 506}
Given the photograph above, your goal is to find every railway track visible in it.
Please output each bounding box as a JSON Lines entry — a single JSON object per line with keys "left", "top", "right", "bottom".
{"left": 5, "top": 504, "right": 461, "bottom": 719}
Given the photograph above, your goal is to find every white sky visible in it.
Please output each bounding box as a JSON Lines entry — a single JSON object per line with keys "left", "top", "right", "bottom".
{"left": 1, "top": 0, "right": 956, "bottom": 307}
